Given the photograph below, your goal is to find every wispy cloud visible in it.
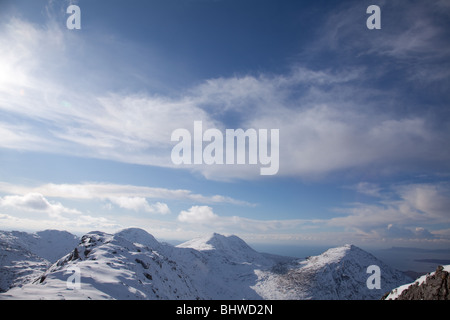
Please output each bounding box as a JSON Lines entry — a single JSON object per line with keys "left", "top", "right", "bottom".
{"left": 352, "top": 182, "right": 384, "bottom": 198}
{"left": 108, "top": 197, "right": 170, "bottom": 215}
{"left": 328, "top": 182, "right": 450, "bottom": 241}
{"left": 0, "top": 193, "right": 121, "bottom": 233}
{"left": 0, "top": 181, "right": 255, "bottom": 207}
{"left": 177, "top": 205, "right": 315, "bottom": 234}
{"left": 1, "top": 9, "right": 449, "bottom": 181}
{"left": 0, "top": 212, "right": 122, "bottom": 235}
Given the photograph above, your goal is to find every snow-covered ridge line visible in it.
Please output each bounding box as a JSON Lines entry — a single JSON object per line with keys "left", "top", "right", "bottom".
{"left": 1, "top": 228, "right": 412, "bottom": 300}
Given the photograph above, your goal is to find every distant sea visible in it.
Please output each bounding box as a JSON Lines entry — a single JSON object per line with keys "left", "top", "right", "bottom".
{"left": 369, "top": 247, "right": 450, "bottom": 275}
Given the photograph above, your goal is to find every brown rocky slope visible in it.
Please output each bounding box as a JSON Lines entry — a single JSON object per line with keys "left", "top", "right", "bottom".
{"left": 383, "top": 265, "right": 449, "bottom": 300}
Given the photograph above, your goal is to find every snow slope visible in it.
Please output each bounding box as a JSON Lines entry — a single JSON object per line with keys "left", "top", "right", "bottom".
{"left": 252, "top": 244, "right": 412, "bottom": 300}
{"left": 1, "top": 230, "right": 202, "bottom": 300}
{"left": 173, "top": 233, "right": 275, "bottom": 299}
{"left": 0, "top": 230, "right": 79, "bottom": 292}
{"left": 0, "top": 229, "right": 411, "bottom": 300}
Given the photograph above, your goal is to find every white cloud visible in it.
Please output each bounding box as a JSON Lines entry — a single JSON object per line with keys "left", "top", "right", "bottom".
{"left": 253, "top": 104, "right": 444, "bottom": 178}
{"left": 0, "top": 181, "right": 253, "bottom": 207}
{"left": 0, "top": 193, "right": 81, "bottom": 217}
{"left": 0, "top": 192, "right": 121, "bottom": 234}
{"left": 151, "top": 202, "right": 171, "bottom": 215}
{"left": 0, "top": 212, "right": 122, "bottom": 235}
{"left": 0, "top": 123, "right": 51, "bottom": 151}
{"left": 177, "top": 205, "right": 313, "bottom": 233}
{"left": 352, "top": 182, "right": 383, "bottom": 198}
{"left": 396, "top": 183, "right": 450, "bottom": 219}
{"left": 327, "top": 182, "right": 450, "bottom": 240}
{"left": 178, "top": 206, "right": 218, "bottom": 223}
{"left": 382, "top": 224, "right": 436, "bottom": 240}
{"left": 108, "top": 196, "right": 170, "bottom": 215}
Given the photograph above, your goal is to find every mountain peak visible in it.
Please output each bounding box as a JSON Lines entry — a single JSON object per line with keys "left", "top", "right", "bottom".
{"left": 206, "top": 232, "right": 246, "bottom": 246}
{"left": 305, "top": 244, "right": 359, "bottom": 265}
{"left": 115, "top": 227, "right": 160, "bottom": 249}
{"left": 316, "top": 244, "right": 369, "bottom": 260}
{"left": 177, "top": 233, "right": 249, "bottom": 251}
{"left": 255, "top": 243, "right": 413, "bottom": 300}
{"left": 36, "top": 229, "right": 77, "bottom": 238}
{"left": 176, "top": 232, "right": 271, "bottom": 267}
{"left": 80, "top": 230, "right": 113, "bottom": 244}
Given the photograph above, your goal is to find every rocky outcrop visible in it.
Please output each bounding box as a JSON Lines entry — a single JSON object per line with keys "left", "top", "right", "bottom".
{"left": 384, "top": 265, "right": 450, "bottom": 300}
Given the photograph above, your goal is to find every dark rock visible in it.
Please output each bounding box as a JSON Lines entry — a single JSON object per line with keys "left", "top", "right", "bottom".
{"left": 135, "top": 258, "right": 149, "bottom": 269}
{"left": 395, "top": 266, "right": 449, "bottom": 300}
{"left": 144, "top": 273, "right": 152, "bottom": 280}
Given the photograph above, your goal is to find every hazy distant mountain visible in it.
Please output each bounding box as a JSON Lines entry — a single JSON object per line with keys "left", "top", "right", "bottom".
{"left": 0, "top": 228, "right": 411, "bottom": 300}
{"left": 385, "top": 247, "right": 450, "bottom": 254}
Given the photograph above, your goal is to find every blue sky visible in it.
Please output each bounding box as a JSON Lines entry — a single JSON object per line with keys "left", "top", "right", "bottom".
{"left": 0, "top": 0, "right": 450, "bottom": 249}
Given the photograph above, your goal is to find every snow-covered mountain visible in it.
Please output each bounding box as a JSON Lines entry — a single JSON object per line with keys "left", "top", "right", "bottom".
{"left": 0, "top": 230, "right": 79, "bottom": 292}
{"left": 0, "top": 228, "right": 411, "bottom": 300}
{"left": 252, "top": 244, "right": 412, "bottom": 300}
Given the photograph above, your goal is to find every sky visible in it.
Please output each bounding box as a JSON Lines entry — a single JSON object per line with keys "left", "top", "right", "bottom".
{"left": 0, "top": 0, "right": 450, "bottom": 250}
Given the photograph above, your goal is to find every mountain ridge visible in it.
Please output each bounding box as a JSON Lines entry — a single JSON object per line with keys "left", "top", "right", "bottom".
{"left": 0, "top": 229, "right": 79, "bottom": 292}
{"left": 0, "top": 228, "right": 412, "bottom": 300}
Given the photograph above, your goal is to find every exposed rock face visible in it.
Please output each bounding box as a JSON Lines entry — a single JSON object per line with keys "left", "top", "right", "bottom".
{"left": 384, "top": 265, "right": 450, "bottom": 300}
